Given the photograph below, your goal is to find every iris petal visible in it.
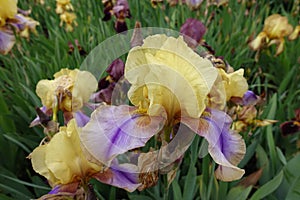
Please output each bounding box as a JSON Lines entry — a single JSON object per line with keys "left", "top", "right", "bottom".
{"left": 0, "top": 29, "right": 15, "bottom": 55}
{"left": 94, "top": 162, "right": 141, "bottom": 192}
{"left": 182, "top": 109, "right": 246, "bottom": 181}
{"left": 80, "top": 104, "right": 167, "bottom": 165}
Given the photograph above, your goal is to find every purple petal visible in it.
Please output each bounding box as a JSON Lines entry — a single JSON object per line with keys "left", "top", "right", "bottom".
{"left": 180, "top": 18, "right": 206, "bottom": 48}
{"left": 48, "top": 182, "right": 79, "bottom": 194}
{"left": 106, "top": 59, "right": 125, "bottom": 81}
{"left": 80, "top": 104, "right": 166, "bottom": 166}
{"left": 74, "top": 111, "right": 90, "bottom": 127}
{"left": 280, "top": 121, "right": 300, "bottom": 136}
{"left": 0, "top": 29, "right": 16, "bottom": 55}
{"left": 182, "top": 109, "right": 246, "bottom": 181}
{"left": 94, "top": 161, "right": 141, "bottom": 192}
{"left": 242, "top": 90, "right": 258, "bottom": 105}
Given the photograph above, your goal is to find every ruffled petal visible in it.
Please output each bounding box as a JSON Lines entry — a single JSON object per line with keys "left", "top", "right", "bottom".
{"left": 45, "top": 120, "right": 101, "bottom": 185}
{"left": 80, "top": 104, "right": 167, "bottom": 165}
{"left": 182, "top": 109, "right": 246, "bottom": 181}
{"left": 30, "top": 145, "right": 59, "bottom": 186}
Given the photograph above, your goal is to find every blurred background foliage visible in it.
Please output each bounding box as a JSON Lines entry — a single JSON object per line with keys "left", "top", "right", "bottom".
{"left": 0, "top": 0, "right": 299, "bottom": 199}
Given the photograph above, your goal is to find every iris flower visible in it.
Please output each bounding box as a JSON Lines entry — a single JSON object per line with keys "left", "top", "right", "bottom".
{"left": 102, "top": 0, "right": 131, "bottom": 33}
{"left": 249, "top": 14, "right": 293, "bottom": 56}
{"left": 56, "top": 0, "right": 77, "bottom": 31}
{"left": 35, "top": 68, "right": 98, "bottom": 126}
{"left": 30, "top": 119, "right": 140, "bottom": 198}
{"left": 0, "top": 0, "right": 39, "bottom": 54}
{"left": 80, "top": 34, "right": 246, "bottom": 191}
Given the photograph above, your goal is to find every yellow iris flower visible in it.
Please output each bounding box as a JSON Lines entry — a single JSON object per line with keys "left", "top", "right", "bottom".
{"left": 30, "top": 119, "right": 102, "bottom": 186}
{"left": 36, "top": 68, "right": 98, "bottom": 113}
{"left": 249, "top": 14, "right": 293, "bottom": 56}
{"left": 125, "top": 34, "right": 218, "bottom": 120}
{"left": 0, "top": 0, "right": 17, "bottom": 26}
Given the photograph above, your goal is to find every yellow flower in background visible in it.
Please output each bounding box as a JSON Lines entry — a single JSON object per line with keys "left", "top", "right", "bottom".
{"left": 0, "top": 0, "right": 17, "bottom": 26}
{"left": 36, "top": 68, "right": 97, "bottom": 113}
{"left": 60, "top": 12, "right": 77, "bottom": 32}
{"left": 125, "top": 34, "right": 218, "bottom": 119}
{"left": 289, "top": 25, "right": 300, "bottom": 41}
{"left": 56, "top": 0, "right": 74, "bottom": 14}
{"left": 249, "top": 14, "right": 293, "bottom": 56}
{"left": 30, "top": 119, "right": 102, "bottom": 186}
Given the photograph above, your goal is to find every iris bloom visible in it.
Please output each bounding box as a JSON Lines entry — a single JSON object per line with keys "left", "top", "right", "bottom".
{"left": 102, "top": 0, "right": 131, "bottom": 33}
{"left": 249, "top": 14, "right": 293, "bottom": 56}
{"left": 55, "top": 0, "right": 77, "bottom": 31}
{"left": 0, "top": 0, "right": 39, "bottom": 54}
{"left": 90, "top": 58, "right": 127, "bottom": 104}
{"left": 35, "top": 68, "right": 98, "bottom": 126}
{"left": 30, "top": 119, "right": 140, "bottom": 198}
{"left": 80, "top": 34, "right": 246, "bottom": 190}
{"left": 280, "top": 109, "right": 300, "bottom": 136}
{"left": 180, "top": 18, "right": 206, "bottom": 49}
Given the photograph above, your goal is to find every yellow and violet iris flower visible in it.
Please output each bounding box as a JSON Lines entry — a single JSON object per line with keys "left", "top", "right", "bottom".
{"left": 80, "top": 34, "right": 247, "bottom": 190}
{"left": 30, "top": 119, "right": 141, "bottom": 198}
{"left": 34, "top": 68, "right": 98, "bottom": 127}
{"left": 249, "top": 14, "right": 294, "bottom": 56}
{"left": 0, "top": 0, "right": 39, "bottom": 54}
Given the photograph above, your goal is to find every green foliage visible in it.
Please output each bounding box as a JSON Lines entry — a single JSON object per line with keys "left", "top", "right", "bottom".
{"left": 0, "top": 0, "right": 299, "bottom": 199}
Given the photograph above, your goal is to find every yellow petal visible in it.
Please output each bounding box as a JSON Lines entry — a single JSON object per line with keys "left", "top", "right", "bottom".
{"left": 30, "top": 145, "right": 59, "bottom": 186}
{"left": 288, "top": 25, "right": 300, "bottom": 41}
{"left": 36, "top": 79, "right": 56, "bottom": 109}
{"left": 263, "top": 14, "right": 293, "bottom": 39}
{"left": 0, "top": 0, "right": 17, "bottom": 26}
{"left": 45, "top": 120, "right": 102, "bottom": 184}
{"left": 72, "top": 70, "right": 98, "bottom": 111}
{"left": 249, "top": 32, "right": 268, "bottom": 51}
{"left": 125, "top": 34, "right": 218, "bottom": 118}
{"left": 218, "top": 69, "right": 248, "bottom": 101}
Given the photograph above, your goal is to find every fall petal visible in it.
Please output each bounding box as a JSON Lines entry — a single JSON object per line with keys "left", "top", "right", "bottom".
{"left": 80, "top": 104, "right": 166, "bottom": 165}
{"left": 94, "top": 162, "right": 141, "bottom": 192}
{"left": 0, "top": 29, "right": 15, "bottom": 54}
{"left": 182, "top": 109, "right": 246, "bottom": 181}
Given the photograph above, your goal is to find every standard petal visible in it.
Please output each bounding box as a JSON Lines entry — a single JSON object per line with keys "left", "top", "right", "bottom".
{"left": 80, "top": 104, "right": 166, "bottom": 166}
{"left": 182, "top": 109, "right": 246, "bottom": 181}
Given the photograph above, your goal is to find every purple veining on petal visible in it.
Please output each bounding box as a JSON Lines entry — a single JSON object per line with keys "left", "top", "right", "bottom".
{"left": 94, "top": 160, "right": 141, "bottom": 192}
{"left": 74, "top": 111, "right": 90, "bottom": 127}
{"left": 182, "top": 109, "right": 245, "bottom": 181}
{"left": 80, "top": 104, "right": 166, "bottom": 165}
